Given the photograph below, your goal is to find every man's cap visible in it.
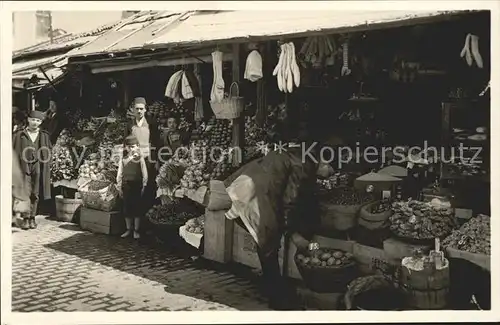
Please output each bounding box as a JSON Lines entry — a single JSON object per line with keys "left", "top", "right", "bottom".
{"left": 124, "top": 135, "right": 139, "bottom": 146}
{"left": 28, "top": 110, "right": 45, "bottom": 120}
{"left": 133, "top": 97, "right": 147, "bottom": 107}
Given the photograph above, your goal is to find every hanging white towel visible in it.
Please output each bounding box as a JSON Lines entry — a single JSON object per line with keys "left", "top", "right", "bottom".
{"left": 165, "top": 70, "right": 184, "bottom": 99}
{"left": 211, "top": 51, "right": 225, "bottom": 103}
{"left": 194, "top": 64, "right": 204, "bottom": 121}
{"left": 244, "top": 50, "right": 263, "bottom": 82}
{"left": 181, "top": 72, "right": 194, "bottom": 99}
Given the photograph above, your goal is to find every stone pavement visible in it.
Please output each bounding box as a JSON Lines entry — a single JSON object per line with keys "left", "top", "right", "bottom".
{"left": 11, "top": 216, "right": 269, "bottom": 312}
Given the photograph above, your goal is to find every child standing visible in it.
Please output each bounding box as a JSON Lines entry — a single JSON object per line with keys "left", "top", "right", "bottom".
{"left": 117, "top": 135, "right": 148, "bottom": 239}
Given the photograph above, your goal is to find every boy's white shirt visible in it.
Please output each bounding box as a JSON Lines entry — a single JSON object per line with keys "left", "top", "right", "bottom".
{"left": 116, "top": 150, "right": 148, "bottom": 189}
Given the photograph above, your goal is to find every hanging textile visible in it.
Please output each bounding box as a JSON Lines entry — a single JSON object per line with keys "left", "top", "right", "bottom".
{"left": 194, "top": 64, "right": 204, "bottom": 121}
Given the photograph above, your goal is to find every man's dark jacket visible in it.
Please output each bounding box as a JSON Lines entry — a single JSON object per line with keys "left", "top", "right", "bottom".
{"left": 12, "top": 129, "right": 52, "bottom": 200}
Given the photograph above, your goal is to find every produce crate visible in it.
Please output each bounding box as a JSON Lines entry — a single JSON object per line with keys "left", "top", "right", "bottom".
{"left": 80, "top": 207, "right": 125, "bottom": 235}
{"left": 231, "top": 221, "right": 260, "bottom": 270}
{"left": 383, "top": 237, "right": 431, "bottom": 261}
{"left": 203, "top": 209, "right": 234, "bottom": 263}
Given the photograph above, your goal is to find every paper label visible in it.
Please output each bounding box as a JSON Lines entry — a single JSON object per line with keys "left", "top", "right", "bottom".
{"left": 382, "top": 190, "right": 391, "bottom": 199}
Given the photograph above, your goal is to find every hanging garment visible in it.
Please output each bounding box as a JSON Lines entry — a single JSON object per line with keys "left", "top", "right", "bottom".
{"left": 184, "top": 69, "right": 201, "bottom": 97}
{"left": 211, "top": 51, "right": 225, "bottom": 103}
{"left": 181, "top": 72, "right": 194, "bottom": 100}
{"left": 165, "top": 70, "right": 184, "bottom": 99}
{"left": 244, "top": 50, "right": 263, "bottom": 82}
{"left": 194, "top": 64, "right": 204, "bottom": 121}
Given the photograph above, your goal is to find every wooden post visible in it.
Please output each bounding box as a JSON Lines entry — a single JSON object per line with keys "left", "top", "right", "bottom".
{"left": 122, "top": 70, "right": 131, "bottom": 110}
{"left": 231, "top": 43, "right": 244, "bottom": 166}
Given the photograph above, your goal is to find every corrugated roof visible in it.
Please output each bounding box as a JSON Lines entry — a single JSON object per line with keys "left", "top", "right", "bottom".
{"left": 66, "top": 10, "right": 470, "bottom": 62}
{"left": 13, "top": 53, "right": 66, "bottom": 74}
{"left": 66, "top": 11, "right": 187, "bottom": 57}
{"left": 145, "top": 10, "right": 466, "bottom": 47}
{"left": 13, "top": 19, "right": 122, "bottom": 59}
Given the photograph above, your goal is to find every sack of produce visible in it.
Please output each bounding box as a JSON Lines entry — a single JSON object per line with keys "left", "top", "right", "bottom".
{"left": 359, "top": 200, "right": 392, "bottom": 230}
{"left": 442, "top": 214, "right": 490, "bottom": 270}
{"left": 320, "top": 188, "right": 374, "bottom": 231}
{"left": 79, "top": 179, "right": 120, "bottom": 212}
{"left": 207, "top": 180, "right": 232, "bottom": 211}
{"left": 295, "top": 247, "right": 357, "bottom": 293}
{"left": 389, "top": 200, "right": 458, "bottom": 244}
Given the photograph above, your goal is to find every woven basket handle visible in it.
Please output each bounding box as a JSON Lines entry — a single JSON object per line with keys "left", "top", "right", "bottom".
{"left": 229, "top": 82, "right": 240, "bottom": 98}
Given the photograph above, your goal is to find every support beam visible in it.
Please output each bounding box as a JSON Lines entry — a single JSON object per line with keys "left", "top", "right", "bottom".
{"left": 231, "top": 43, "right": 244, "bottom": 166}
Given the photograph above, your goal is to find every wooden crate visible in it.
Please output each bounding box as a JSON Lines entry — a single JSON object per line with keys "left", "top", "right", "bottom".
{"left": 232, "top": 222, "right": 261, "bottom": 270}
{"left": 80, "top": 207, "right": 124, "bottom": 235}
{"left": 203, "top": 209, "right": 234, "bottom": 263}
{"left": 383, "top": 237, "right": 431, "bottom": 261}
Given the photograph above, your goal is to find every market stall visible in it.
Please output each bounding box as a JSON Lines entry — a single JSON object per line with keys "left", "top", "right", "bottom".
{"left": 56, "top": 9, "right": 491, "bottom": 310}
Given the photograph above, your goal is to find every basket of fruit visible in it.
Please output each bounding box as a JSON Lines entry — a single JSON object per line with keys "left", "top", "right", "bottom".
{"left": 179, "top": 215, "right": 205, "bottom": 249}
{"left": 389, "top": 200, "right": 458, "bottom": 245}
{"left": 319, "top": 187, "right": 374, "bottom": 231}
{"left": 294, "top": 246, "right": 358, "bottom": 293}
{"left": 359, "top": 200, "right": 392, "bottom": 230}
{"left": 78, "top": 179, "right": 120, "bottom": 212}
{"left": 210, "top": 82, "right": 245, "bottom": 119}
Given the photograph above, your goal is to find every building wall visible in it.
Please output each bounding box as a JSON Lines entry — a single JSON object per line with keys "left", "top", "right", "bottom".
{"left": 13, "top": 11, "right": 122, "bottom": 51}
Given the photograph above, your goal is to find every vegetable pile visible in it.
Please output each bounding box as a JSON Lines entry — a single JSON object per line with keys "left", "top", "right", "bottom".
{"left": 323, "top": 187, "right": 374, "bottom": 205}
{"left": 146, "top": 201, "right": 202, "bottom": 225}
{"left": 51, "top": 144, "right": 77, "bottom": 182}
{"left": 442, "top": 214, "right": 490, "bottom": 255}
{"left": 389, "top": 200, "right": 458, "bottom": 240}
{"left": 370, "top": 200, "right": 391, "bottom": 214}
{"left": 102, "top": 119, "right": 128, "bottom": 145}
{"left": 296, "top": 249, "right": 354, "bottom": 268}
{"left": 185, "top": 215, "right": 205, "bottom": 234}
{"left": 317, "top": 173, "right": 350, "bottom": 190}
{"left": 298, "top": 35, "right": 338, "bottom": 69}
{"left": 78, "top": 152, "right": 118, "bottom": 182}
{"left": 156, "top": 162, "right": 186, "bottom": 190}
{"left": 148, "top": 100, "right": 169, "bottom": 126}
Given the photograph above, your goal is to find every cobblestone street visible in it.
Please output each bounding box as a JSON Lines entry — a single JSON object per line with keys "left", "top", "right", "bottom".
{"left": 11, "top": 216, "right": 269, "bottom": 312}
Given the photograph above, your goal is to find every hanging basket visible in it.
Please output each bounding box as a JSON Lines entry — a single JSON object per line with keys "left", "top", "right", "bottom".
{"left": 210, "top": 82, "right": 244, "bottom": 119}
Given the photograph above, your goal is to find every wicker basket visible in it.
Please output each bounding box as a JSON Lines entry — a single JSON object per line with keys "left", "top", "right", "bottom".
{"left": 210, "top": 82, "right": 244, "bottom": 119}
{"left": 294, "top": 248, "right": 358, "bottom": 293}
{"left": 359, "top": 201, "right": 392, "bottom": 230}
{"left": 80, "top": 182, "right": 120, "bottom": 212}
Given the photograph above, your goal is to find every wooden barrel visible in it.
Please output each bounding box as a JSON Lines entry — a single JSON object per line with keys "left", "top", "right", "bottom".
{"left": 55, "top": 195, "right": 82, "bottom": 223}
{"left": 401, "top": 259, "right": 450, "bottom": 309}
